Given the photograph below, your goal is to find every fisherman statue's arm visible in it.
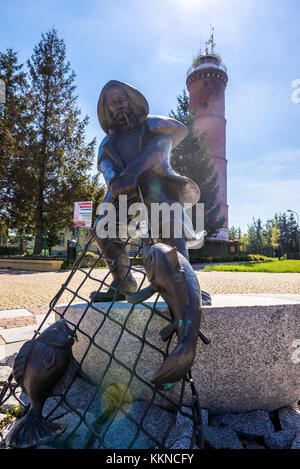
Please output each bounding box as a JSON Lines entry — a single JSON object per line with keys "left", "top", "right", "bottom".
{"left": 97, "top": 135, "right": 123, "bottom": 188}
{"left": 98, "top": 134, "right": 140, "bottom": 199}
{"left": 119, "top": 116, "right": 188, "bottom": 184}
{"left": 103, "top": 136, "right": 170, "bottom": 199}
{"left": 98, "top": 117, "right": 188, "bottom": 199}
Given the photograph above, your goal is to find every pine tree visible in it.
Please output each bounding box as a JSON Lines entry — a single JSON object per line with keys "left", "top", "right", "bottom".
{"left": 286, "top": 212, "right": 299, "bottom": 253}
{"left": 246, "top": 223, "right": 257, "bottom": 254}
{"left": 277, "top": 213, "right": 289, "bottom": 253}
{"left": 245, "top": 218, "right": 264, "bottom": 254}
{"left": 25, "top": 29, "right": 98, "bottom": 254}
{"left": 0, "top": 49, "right": 34, "bottom": 240}
{"left": 169, "top": 90, "right": 225, "bottom": 236}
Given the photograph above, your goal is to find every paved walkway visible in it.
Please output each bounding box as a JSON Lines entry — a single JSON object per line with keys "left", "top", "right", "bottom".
{"left": 0, "top": 306, "right": 55, "bottom": 367}
{"left": 0, "top": 267, "right": 299, "bottom": 365}
{"left": 1, "top": 267, "right": 300, "bottom": 310}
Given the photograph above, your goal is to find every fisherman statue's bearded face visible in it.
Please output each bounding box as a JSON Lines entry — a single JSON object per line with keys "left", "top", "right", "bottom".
{"left": 105, "top": 86, "right": 136, "bottom": 129}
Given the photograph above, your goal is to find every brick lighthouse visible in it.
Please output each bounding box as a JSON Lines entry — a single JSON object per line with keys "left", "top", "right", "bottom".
{"left": 186, "top": 29, "right": 229, "bottom": 252}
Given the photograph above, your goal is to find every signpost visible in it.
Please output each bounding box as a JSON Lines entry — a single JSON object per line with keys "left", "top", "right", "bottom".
{"left": 73, "top": 201, "right": 93, "bottom": 257}
{"left": 73, "top": 201, "right": 93, "bottom": 228}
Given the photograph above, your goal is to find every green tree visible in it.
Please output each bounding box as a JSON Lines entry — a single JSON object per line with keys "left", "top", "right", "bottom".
{"left": 262, "top": 218, "right": 277, "bottom": 247}
{"left": 277, "top": 213, "right": 289, "bottom": 253}
{"left": 271, "top": 224, "right": 280, "bottom": 248}
{"left": 239, "top": 234, "right": 250, "bottom": 253}
{"left": 25, "top": 28, "right": 97, "bottom": 254}
{"left": 169, "top": 90, "right": 225, "bottom": 237}
{"left": 286, "top": 212, "right": 298, "bottom": 253}
{"left": 246, "top": 218, "right": 264, "bottom": 253}
{"left": 0, "top": 49, "right": 34, "bottom": 244}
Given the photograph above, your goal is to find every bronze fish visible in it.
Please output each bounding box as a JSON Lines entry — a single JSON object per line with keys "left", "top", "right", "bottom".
{"left": 5, "top": 319, "right": 79, "bottom": 449}
{"left": 127, "top": 243, "right": 209, "bottom": 390}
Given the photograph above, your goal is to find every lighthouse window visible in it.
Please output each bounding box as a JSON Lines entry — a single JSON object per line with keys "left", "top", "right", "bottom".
{"left": 203, "top": 102, "right": 208, "bottom": 110}
{"left": 204, "top": 80, "right": 208, "bottom": 88}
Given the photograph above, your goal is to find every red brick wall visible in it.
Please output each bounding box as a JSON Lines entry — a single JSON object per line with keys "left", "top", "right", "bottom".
{"left": 187, "top": 69, "right": 228, "bottom": 229}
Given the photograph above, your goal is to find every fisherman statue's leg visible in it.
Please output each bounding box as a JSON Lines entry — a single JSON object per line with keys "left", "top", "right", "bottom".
{"left": 126, "top": 208, "right": 210, "bottom": 306}
{"left": 156, "top": 205, "right": 193, "bottom": 260}
{"left": 126, "top": 209, "right": 188, "bottom": 305}
{"left": 90, "top": 236, "right": 138, "bottom": 302}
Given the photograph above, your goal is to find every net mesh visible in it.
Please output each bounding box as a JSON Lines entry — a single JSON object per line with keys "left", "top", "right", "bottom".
{"left": 0, "top": 231, "right": 205, "bottom": 449}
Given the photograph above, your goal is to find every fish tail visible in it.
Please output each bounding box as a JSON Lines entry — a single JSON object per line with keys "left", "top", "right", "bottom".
{"left": 5, "top": 409, "right": 67, "bottom": 449}
{"left": 150, "top": 342, "right": 195, "bottom": 390}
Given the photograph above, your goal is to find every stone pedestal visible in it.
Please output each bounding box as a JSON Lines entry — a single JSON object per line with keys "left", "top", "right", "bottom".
{"left": 56, "top": 294, "right": 300, "bottom": 414}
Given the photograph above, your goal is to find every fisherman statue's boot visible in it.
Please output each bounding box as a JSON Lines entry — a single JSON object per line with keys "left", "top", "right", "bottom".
{"left": 90, "top": 238, "right": 138, "bottom": 302}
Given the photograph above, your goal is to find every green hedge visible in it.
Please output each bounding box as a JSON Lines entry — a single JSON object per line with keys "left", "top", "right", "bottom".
{"left": 61, "top": 251, "right": 274, "bottom": 270}
{"left": 0, "top": 246, "right": 20, "bottom": 256}
{"left": 61, "top": 251, "right": 106, "bottom": 270}
{"left": 189, "top": 253, "right": 273, "bottom": 263}
{"left": 79, "top": 252, "right": 106, "bottom": 268}
{"left": 61, "top": 249, "right": 144, "bottom": 270}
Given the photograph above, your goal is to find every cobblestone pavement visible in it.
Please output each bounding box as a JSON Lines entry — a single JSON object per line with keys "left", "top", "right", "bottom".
{"left": 0, "top": 267, "right": 299, "bottom": 354}
{"left": 1, "top": 267, "right": 300, "bottom": 310}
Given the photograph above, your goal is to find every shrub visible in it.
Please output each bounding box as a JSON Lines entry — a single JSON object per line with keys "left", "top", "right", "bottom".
{"left": 0, "top": 246, "right": 20, "bottom": 256}
{"left": 61, "top": 251, "right": 106, "bottom": 270}
{"left": 189, "top": 252, "right": 273, "bottom": 264}
{"left": 80, "top": 252, "right": 105, "bottom": 268}
{"left": 61, "top": 260, "right": 75, "bottom": 270}
{"left": 248, "top": 254, "right": 273, "bottom": 262}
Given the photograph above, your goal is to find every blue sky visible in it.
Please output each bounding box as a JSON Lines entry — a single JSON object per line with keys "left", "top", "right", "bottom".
{"left": 1, "top": 0, "right": 300, "bottom": 232}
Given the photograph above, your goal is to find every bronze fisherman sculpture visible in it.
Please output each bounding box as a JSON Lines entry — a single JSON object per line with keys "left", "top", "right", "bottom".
{"left": 2, "top": 81, "right": 210, "bottom": 450}
{"left": 91, "top": 81, "right": 208, "bottom": 388}
{"left": 92, "top": 81, "right": 203, "bottom": 296}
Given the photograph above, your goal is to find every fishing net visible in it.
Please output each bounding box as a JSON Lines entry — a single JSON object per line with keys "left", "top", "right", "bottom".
{"left": 0, "top": 230, "right": 206, "bottom": 450}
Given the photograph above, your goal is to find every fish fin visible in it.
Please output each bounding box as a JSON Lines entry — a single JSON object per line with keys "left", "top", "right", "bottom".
{"left": 50, "top": 357, "right": 80, "bottom": 396}
{"left": 174, "top": 270, "right": 189, "bottom": 306}
{"left": 12, "top": 340, "right": 35, "bottom": 388}
{"left": 150, "top": 343, "right": 194, "bottom": 387}
{"left": 43, "top": 352, "right": 56, "bottom": 369}
{"left": 160, "top": 322, "right": 177, "bottom": 342}
{"left": 166, "top": 247, "right": 181, "bottom": 272}
{"left": 201, "top": 290, "right": 212, "bottom": 306}
{"left": 5, "top": 409, "right": 67, "bottom": 449}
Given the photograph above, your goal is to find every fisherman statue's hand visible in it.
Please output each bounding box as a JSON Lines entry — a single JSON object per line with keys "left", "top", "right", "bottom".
{"left": 109, "top": 174, "right": 137, "bottom": 199}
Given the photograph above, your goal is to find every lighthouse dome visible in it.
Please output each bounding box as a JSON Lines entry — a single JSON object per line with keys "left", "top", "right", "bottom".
{"left": 187, "top": 52, "right": 227, "bottom": 78}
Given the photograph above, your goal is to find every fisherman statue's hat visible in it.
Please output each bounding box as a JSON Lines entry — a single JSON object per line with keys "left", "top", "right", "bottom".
{"left": 98, "top": 80, "right": 149, "bottom": 134}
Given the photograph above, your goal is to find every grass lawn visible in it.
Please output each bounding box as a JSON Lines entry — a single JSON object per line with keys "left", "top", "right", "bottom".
{"left": 203, "top": 259, "right": 300, "bottom": 273}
